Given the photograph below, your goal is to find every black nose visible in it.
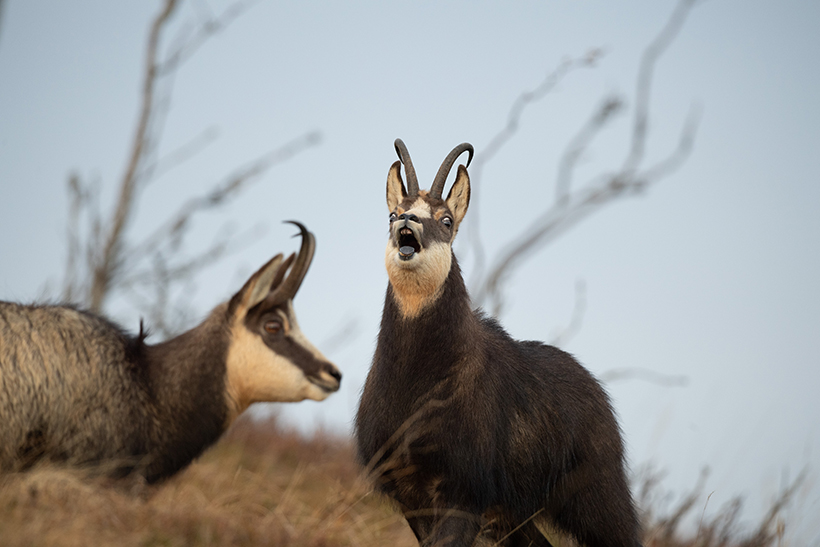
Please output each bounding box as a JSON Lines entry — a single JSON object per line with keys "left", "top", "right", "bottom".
{"left": 399, "top": 213, "right": 420, "bottom": 223}
{"left": 325, "top": 364, "right": 342, "bottom": 383}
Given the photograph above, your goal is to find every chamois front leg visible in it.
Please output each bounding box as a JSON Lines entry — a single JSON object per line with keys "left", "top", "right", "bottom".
{"left": 419, "top": 507, "right": 483, "bottom": 547}
{"left": 390, "top": 491, "right": 435, "bottom": 542}
{"left": 405, "top": 512, "right": 435, "bottom": 544}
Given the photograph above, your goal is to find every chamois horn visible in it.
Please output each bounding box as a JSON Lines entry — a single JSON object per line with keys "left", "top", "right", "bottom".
{"left": 430, "top": 143, "right": 474, "bottom": 199}
{"left": 268, "top": 220, "right": 315, "bottom": 304}
{"left": 394, "top": 138, "right": 419, "bottom": 197}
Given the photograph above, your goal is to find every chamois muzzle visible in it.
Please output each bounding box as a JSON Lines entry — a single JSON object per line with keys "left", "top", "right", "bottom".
{"left": 309, "top": 363, "right": 343, "bottom": 393}
{"left": 395, "top": 218, "right": 422, "bottom": 260}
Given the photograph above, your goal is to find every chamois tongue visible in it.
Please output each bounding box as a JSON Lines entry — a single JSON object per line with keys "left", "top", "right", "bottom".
{"left": 399, "top": 246, "right": 415, "bottom": 257}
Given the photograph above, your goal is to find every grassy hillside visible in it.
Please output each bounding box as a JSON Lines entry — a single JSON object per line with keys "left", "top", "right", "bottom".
{"left": 0, "top": 415, "right": 799, "bottom": 547}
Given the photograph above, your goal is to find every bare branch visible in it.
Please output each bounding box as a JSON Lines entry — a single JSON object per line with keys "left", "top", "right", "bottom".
{"left": 62, "top": 174, "right": 104, "bottom": 303}
{"left": 127, "top": 131, "right": 321, "bottom": 266}
{"left": 599, "top": 367, "right": 688, "bottom": 387}
{"left": 473, "top": 0, "right": 701, "bottom": 316}
{"left": 622, "top": 0, "right": 698, "bottom": 176}
{"left": 89, "top": 0, "right": 179, "bottom": 312}
{"left": 549, "top": 279, "right": 587, "bottom": 348}
{"left": 61, "top": 0, "right": 316, "bottom": 334}
{"left": 476, "top": 50, "right": 604, "bottom": 172}
{"left": 463, "top": 50, "right": 604, "bottom": 287}
{"left": 123, "top": 223, "right": 257, "bottom": 289}
{"left": 0, "top": 0, "right": 6, "bottom": 47}
{"left": 555, "top": 96, "right": 624, "bottom": 206}
{"left": 130, "top": 1, "right": 254, "bottom": 189}
{"left": 158, "top": 0, "right": 256, "bottom": 76}
{"left": 639, "top": 102, "right": 702, "bottom": 183}
{"left": 118, "top": 222, "right": 265, "bottom": 336}
{"left": 62, "top": 173, "right": 85, "bottom": 302}
{"left": 473, "top": 177, "right": 618, "bottom": 314}
{"left": 142, "top": 125, "right": 220, "bottom": 183}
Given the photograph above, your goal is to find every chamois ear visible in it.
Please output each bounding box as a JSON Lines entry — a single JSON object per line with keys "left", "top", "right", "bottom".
{"left": 386, "top": 160, "right": 407, "bottom": 212}
{"left": 230, "top": 254, "right": 285, "bottom": 313}
{"left": 445, "top": 164, "right": 470, "bottom": 228}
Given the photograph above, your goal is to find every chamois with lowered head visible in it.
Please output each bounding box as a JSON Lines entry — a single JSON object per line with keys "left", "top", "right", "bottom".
{"left": 0, "top": 222, "right": 341, "bottom": 482}
{"left": 355, "top": 141, "right": 641, "bottom": 547}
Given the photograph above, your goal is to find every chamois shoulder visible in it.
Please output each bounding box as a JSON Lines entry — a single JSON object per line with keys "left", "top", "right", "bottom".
{"left": 474, "top": 309, "right": 550, "bottom": 352}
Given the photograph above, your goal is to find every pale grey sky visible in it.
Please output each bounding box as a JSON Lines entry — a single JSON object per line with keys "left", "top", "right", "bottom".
{"left": 1, "top": 0, "right": 818, "bottom": 541}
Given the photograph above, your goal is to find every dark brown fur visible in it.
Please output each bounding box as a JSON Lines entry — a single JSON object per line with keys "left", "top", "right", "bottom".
{"left": 355, "top": 140, "right": 641, "bottom": 547}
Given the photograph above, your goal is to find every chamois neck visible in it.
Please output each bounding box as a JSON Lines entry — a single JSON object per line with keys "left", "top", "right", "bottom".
{"left": 144, "top": 305, "right": 231, "bottom": 431}
{"left": 385, "top": 243, "right": 454, "bottom": 320}
{"left": 383, "top": 256, "right": 479, "bottom": 366}
{"left": 147, "top": 306, "right": 229, "bottom": 381}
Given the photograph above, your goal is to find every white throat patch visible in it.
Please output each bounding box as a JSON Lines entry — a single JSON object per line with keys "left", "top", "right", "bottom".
{"left": 385, "top": 240, "right": 452, "bottom": 319}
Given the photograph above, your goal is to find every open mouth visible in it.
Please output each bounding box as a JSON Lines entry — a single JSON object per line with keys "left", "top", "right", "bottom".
{"left": 397, "top": 227, "right": 421, "bottom": 260}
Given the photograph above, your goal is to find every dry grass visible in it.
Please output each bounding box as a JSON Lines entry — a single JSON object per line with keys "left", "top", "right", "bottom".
{"left": 0, "top": 415, "right": 803, "bottom": 547}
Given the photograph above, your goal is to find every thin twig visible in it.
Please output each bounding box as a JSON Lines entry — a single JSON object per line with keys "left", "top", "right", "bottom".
{"left": 659, "top": 467, "right": 709, "bottom": 540}
{"left": 0, "top": 0, "right": 6, "bottom": 47}
{"left": 696, "top": 490, "right": 715, "bottom": 545}
{"left": 473, "top": 0, "right": 701, "bottom": 316}
{"left": 555, "top": 96, "right": 624, "bottom": 206}
{"left": 599, "top": 367, "right": 688, "bottom": 387}
{"left": 464, "top": 50, "right": 604, "bottom": 288}
{"left": 127, "top": 131, "right": 321, "bottom": 265}
{"left": 89, "top": 0, "right": 179, "bottom": 312}
{"left": 158, "top": 0, "right": 256, "bottom": 76}
{"left": 142, "top": 126, "right": 220, "bottom": 183}
{"left": 550, "top": 279, "right": 587, "bottom": 348}
{"left": 622, "top": 0, "right": 698, "bottom": 176}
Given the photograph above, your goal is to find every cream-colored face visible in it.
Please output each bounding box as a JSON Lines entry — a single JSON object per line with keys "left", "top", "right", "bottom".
{"left": 383, "top": 195, "right": 454, "bottom": 319}
{"left": 224, "top": 301, "right": 341, "bottom": 423}
{"left": 223, "top": 255, "right": 341, "bottom": 425}
{"left": 383, "top": 159, "right": 471, "bottom": 319}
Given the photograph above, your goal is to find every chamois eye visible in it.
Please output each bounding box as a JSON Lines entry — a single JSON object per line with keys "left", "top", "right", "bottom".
{"left": 264, "top": 321, "right": 282, "bottom": 335}
{"left": 389, "top": 212, "right": 397, "bottom": 222}
{"left": 441, "top": 217, "right": 452, "bottom": 228}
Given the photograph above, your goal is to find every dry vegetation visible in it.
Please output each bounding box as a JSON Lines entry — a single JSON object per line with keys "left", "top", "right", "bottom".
{"left": 0, "top": 414, "right": 802, "bottom": 547}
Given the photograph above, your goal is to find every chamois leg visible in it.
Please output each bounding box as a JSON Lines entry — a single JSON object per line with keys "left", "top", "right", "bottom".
{"left": 549, "top": 470, "right": 641, "bottom": 547}
{"left": 506, "top": 520, "right": 555, "bottom": 547}
{"left": 404, "top": 512, "right": 435, "bottom": 543}
{"left": 421, "top": 509, "right": 483, "bottom": 547}
{"left": 401, "top": 506, "right": 476, "bottom": 546}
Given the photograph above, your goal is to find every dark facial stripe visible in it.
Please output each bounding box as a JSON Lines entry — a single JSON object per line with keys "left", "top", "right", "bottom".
{"left": 266, "top": 335, "right": 327, "bottom": 378}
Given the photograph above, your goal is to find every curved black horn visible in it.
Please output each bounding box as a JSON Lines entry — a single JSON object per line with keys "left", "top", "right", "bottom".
{"left": 430, "top": 143, "right": 474, "bottom": 199}
{"left": 394, "top": 138, "right": 419, "bottom": 197}
{"left": 269, "top": 220, "right": 315, "bottom": 303}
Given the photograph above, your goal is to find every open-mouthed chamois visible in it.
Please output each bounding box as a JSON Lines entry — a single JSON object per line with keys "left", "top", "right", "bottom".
{"left": 0, "top": 222, "right": 341, "bottom": 482}
{"left": 355, "top": 141, "right": 641, "bottom": 547}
